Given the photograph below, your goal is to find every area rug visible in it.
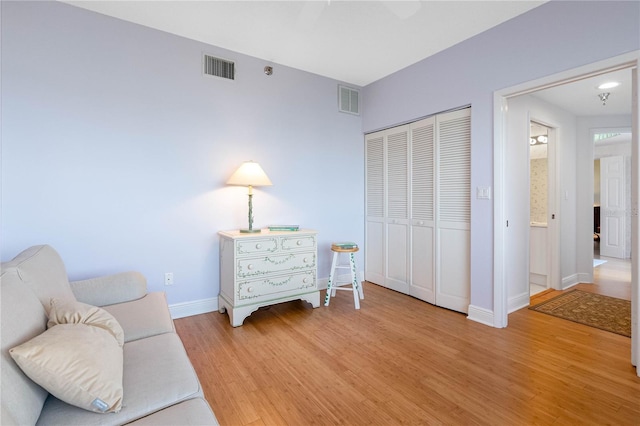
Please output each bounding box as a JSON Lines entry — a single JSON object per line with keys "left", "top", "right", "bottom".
{"left": 529, "top": 290, "right": 631, "bottom": 337}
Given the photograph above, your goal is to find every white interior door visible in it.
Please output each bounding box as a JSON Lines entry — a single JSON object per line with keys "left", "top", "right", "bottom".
{"left": 385, "top": 128, "right": 410, "bottom": 294}
{"left": 410, "top": 117, "right": 435, "bottom": 303}
{"left": 600, "top": 155, "right": 626, "bottom": 259}
{"left": 365, "top": 135, "right": 385, "bottom": 285}
{"left": 365, "top": 109, "right": 470, "bottom": 313}
{"left": 435, "top": 109, "right": 471, "bottom": 313}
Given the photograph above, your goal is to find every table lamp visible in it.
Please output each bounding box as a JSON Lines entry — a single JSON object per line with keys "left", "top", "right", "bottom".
{"left": 226, "top": 161, "right": 272, "bottom": 233}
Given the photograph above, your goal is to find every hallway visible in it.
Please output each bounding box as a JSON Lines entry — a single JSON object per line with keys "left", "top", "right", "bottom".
{"left": 531, "top": 255, "right": 631, "bottom": 304}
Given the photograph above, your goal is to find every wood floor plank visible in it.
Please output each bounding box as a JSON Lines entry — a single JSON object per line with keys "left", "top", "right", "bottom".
{"left": 175, "top": 281, "right": 640, "bottom": 425}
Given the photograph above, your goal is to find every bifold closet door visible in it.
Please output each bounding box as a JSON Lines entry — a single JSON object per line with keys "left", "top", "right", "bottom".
{"left": 410, "top": 117, "right": 435, "bottom": 304}
{"left": 365, "top": 126, "right": 410, "bottom": 295}
{"left": 365, "top": 135, "right": 385, "bottom": 285}
{"left": 435, "top": 109, "right": 471, "bottom": 313}
{"left": 385, "top": 128, "right": 410, "bottom": 294}
{"left": 365, "top": 108, "right": 470, "bottom": 314}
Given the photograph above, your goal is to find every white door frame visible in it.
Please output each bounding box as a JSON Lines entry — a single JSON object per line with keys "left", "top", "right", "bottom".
{"left": 493, "top": 51, "right": 639, "bottom": 372}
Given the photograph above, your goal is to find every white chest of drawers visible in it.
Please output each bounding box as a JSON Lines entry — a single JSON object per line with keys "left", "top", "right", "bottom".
{"left": 218, "top": 229, "right": 320, "bottom": 326}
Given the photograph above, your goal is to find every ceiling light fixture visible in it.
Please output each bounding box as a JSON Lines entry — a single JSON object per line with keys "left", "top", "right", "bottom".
{"left": 537, "top": 135, "right": 548, "bottom": 144}
{"left": 598, "top": 81, "right": 620, "bottom": 90}
{"left": 530, "top": 138, "right": 536, "bottom": 145}
{"left": 598, "top": 92, "right": 610, "bottom": 106}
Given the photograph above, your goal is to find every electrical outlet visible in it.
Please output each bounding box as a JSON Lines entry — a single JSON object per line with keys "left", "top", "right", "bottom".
{"left": 164, "top": 272, "right": 174, "bottom": 286}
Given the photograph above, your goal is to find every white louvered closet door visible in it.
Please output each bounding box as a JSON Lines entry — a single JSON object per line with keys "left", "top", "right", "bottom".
{"left": 385, "top": 127, "right": 410, "bottom": 294}
{"left": 364, "top": 107, "right": 470, "bottom": 314}
{"left": 365, "top": 135, "right": 385, "bottom": 285}
{"left": 410, "top": 117, "right": 436, "bottom": 303}
{"left": 435, "top": 108, "right": 471, "bottom": 313}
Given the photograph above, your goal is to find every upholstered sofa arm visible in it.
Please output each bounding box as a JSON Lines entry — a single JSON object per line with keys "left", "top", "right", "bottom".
{"left": 70, "top": 271, "right": 147, "bottom": 307}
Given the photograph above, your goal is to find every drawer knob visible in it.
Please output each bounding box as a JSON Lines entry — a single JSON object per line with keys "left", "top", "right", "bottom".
{"left": 247, "top": 264, "right": 254, "bottom": 270}
{"left": 256, "top": 243, "right": 262, "bottom": 249}
{"left": 419, "top": 220, "right": 424, "bottom": 225}
{"left": 303, "top": 278, "right": 309, "bottom": 283}
{"left": 296, "top": 240, "right": 302, "bottom": 246}
{"left": 247, "top": 286, "right": 254, "bottom": 293}
{"left": 303, "top": 258, "right": 309, "bottom": 263}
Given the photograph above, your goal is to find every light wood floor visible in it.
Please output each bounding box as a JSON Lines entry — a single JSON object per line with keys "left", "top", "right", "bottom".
{"left": 175, "top": 281, "right": 640, "bottom": 425}
{"left": 531, "top": 255, "right": 632, "bottom": 305}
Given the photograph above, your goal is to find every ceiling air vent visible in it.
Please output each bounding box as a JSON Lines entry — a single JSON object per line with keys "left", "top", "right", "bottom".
{"left": 338, "top": 85, "right": 359, "bottom": 115}
{"left": 203, "top": 54, "right": 235, "bottom": 80}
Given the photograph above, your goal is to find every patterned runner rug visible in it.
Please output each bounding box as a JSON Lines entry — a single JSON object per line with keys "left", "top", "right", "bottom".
{"left": 529, "top": 290, "right": 631, "bottom": 337}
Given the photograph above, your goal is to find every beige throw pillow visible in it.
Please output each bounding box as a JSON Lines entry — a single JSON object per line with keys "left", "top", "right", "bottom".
{"left": 9, "top": 323, "right": 124, "bottom": 413}
{"left": 47, "top": 298, "right": 124, "bottom": 347}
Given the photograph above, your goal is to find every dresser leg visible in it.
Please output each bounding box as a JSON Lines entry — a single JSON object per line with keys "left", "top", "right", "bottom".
{"left": 301, "top": 291, "right": 320, "bottom": 308}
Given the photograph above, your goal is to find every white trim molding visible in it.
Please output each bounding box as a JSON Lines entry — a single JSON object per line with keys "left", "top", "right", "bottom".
{"left": 169, "top": 297, "right": 218, "bottom": 319}
{"left": 508, "top": 293, "right": 530, "bottom": 314}
{"left": 561, "top": 275, "right": 580, "bottom": 290}
{"left": 577, "top": 272, "right": 592, "bottom": 284}
{"left": 467, "top": 305, "right": 495, "bottom": 327}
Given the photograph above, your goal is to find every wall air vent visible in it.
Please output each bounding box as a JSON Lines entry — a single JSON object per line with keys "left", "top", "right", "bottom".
{"left": 203, "top": 54, "right": 235, "bottom": 80}
{"left": 338, "top": 85, "right": 360, "bottom": 115}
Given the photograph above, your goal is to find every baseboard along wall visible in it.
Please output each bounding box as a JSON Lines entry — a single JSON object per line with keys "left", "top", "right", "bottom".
{"left": 168, "top": 271, "right": 364, "bottom": 319}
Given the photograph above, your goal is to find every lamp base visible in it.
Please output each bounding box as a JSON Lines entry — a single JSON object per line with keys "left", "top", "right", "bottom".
{"left": 239, "top": 228, "right": 262, "bottom": 233}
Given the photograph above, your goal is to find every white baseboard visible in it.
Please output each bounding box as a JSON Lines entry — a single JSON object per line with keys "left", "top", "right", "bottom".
{"left": 508, "top": 292, "right": 530, "bottom": 313}
{"left": 169, "top": 297, "right": 218, "bottom": 319}
{"left": 170, "top": 270, "right": 364, "bottom": 319}
{"left": 467, "top": 305, "right": 496, "bottom": 327}
{"left": 577, "top": 272, "right": 592, "bottom": 284}
{"left": 562, "top": 274, "right": 579, "bottom": 290}
{"left": 529, "top": 272, "right": 547, "bottom": 286}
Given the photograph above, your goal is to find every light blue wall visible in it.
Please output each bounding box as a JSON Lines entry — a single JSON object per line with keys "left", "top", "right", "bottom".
{"left": 1, "top": 1, "right": 364, "bottom": 306}
{"left": 362, "top": 1, "right": 640, "bottom": 311}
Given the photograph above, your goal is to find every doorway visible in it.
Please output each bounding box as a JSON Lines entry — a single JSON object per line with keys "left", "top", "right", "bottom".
{"left": 593, "top": 131, "right": 632, "bottom": 261}
{"left": 493, "top": 52, "right": 638, "bottom": 376}
{"left": 529, "top": 121, "right": 552, "bottom": 297}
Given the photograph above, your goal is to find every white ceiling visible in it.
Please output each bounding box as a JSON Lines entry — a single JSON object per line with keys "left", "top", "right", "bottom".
{"left": 62, "top": 0, "right": 546, "bottom": 87}
{"left": 531, "top": 68, "right": 632, "bottom": 116}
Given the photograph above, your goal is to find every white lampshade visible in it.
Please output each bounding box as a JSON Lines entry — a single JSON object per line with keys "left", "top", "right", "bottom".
{"left": 226, "top": 161, "right": 273, "bottom": 187}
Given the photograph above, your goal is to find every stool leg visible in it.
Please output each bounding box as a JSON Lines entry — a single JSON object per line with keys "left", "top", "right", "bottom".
{"left": 350, "top": 252, "right": 360, "bottom": 309}
{"left": 324, "top": 251, "right": 338, "bottom": 306}
{"left": 358, "top": 271, "right": 365, "bottom": 300}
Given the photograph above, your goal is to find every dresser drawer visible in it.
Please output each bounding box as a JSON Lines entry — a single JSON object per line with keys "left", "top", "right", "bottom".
{"left": 236, "top": 237, "right": 278, "bottom": 256}
{"left": 280, "top": 235, "right": 316, "bottom": 251}
{"left": 236, "top": 252, "right": 316, "bottom": 278}
{"left": 237, "top": 270, "right": 316, "bottom": 303}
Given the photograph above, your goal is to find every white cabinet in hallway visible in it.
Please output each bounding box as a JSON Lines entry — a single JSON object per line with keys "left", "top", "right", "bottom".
{"left": 365, "top": 108, "right": 470, "bottom": 313}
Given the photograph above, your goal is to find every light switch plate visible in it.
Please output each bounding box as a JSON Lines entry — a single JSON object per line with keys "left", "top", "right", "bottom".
{"left": 476, "top": 186, "right": 491, "bottom": 200}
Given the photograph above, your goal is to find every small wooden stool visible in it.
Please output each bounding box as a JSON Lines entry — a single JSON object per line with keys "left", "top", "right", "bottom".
{"left": 324, "top": 242, "right": 364, "bottom": 309}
